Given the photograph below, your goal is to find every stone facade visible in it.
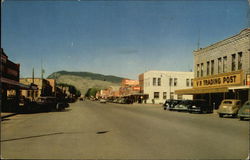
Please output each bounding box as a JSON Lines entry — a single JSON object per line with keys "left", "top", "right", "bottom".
{"left": 194, "top": 28, "right": 250, "bottom": 81}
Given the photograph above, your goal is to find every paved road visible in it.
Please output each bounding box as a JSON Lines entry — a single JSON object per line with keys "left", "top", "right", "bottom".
{"left": 1, "top": 100, "right": 249, "bottom": 159}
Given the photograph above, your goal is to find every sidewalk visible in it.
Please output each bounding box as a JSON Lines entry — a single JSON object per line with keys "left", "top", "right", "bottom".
{"left": 1, "top": 112, "right": 18, "bottom": 119}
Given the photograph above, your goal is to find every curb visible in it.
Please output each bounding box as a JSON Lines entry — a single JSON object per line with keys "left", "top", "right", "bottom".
{"left": 1, "top": 113, "right": 18, "bottom": 119}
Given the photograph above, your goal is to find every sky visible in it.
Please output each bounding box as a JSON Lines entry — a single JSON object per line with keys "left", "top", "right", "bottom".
{"left": 2, "top": 0, "right": 249, "bottom": 79}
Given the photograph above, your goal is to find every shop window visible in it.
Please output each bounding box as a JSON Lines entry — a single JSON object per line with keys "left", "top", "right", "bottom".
{"left": 174, "top": 78, "right": 177, "bottom": 86}
{"left": 201, "top": 63, "right": 204, "bottom": 77}
{"left": 154, "top": 92, "right": 159, "bottom": 99}
{"left": 35, "top": 91, "right": 38, "bottom": 97}
{"left": 153, "top": 78, "right": 156, "bottom": 86}
{"left": 238, "top": 52, "right": 242, "bottom": 70}
{"left": 211, "top": 60, "right": 214, "bottom": 75}
{"left": 170, "top": 92, "right": 174, "bottom": 100}
{"left": 177, "top": 95, "right": 183, "bottom": 100}
{"left": 186, "top": 79, "right": 190, "bottom": 87}
{"left": 231, "top": 54, "right": 236, "bottom": 71}
{"left": 191, "top": 79, "right": 193, "bottom": 86}
{"left": 218, "top": 58, "right": 222, "bottom": 74}
{"left": 158, "top": 78, "right": 161, "bottom": 86}
{"left": 27, "top": 90, "right": 31, "bottom": 97}
{"left": 169, "top": 78, "right": 173, "bottom": 86}
{"left": 163, "top": 92, "right": 167, "bottom": 99}
{"left": 207, "top": 61, "right": 210, "bottom": 76}
{"left": 197, "top": 64, "right": 200, "bottom": 77}
{"left": 223, "top": 56, "right": 227, "bottom": 73}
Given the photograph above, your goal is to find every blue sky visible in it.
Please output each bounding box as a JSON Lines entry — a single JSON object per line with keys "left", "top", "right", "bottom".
{"left": 2, "top": 0, "right": 249, "bottom": 79}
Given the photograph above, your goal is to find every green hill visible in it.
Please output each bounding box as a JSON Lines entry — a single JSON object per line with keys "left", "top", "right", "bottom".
{"left": 47, "top": 71, "right": 125, "bottom": 95}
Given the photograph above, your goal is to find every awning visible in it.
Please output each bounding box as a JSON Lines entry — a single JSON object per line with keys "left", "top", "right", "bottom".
{"left": 175, "top": 87, "right": 228, "bottom": 95}
{"left": 228, "top": 85, "right": 250, "bottom": 90}
{"left": 1, "top": 77, "right": 38, "bottom": 90}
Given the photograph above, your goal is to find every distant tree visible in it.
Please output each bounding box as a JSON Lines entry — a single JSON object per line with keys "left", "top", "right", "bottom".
{"left": 85, "top": 88, "right": 100, "bottom": 98}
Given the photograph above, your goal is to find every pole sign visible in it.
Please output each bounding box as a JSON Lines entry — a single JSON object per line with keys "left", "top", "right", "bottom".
{"left": 193, "top": 71, "right": 242, "bottom": 88}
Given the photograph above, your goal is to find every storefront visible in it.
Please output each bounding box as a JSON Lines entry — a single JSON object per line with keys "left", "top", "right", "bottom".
{"left": 176, "top": 28, "right": 250, "bottom": 109}
{"left": 1, "top": 48, "right": 20, "bottom": 112}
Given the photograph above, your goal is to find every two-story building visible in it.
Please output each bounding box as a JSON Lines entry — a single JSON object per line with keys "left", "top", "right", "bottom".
{"left": 139, "top": 70, "right": 194, "bottom": 104}
{"left": 176, "top": 28, "right": 250, "bottom": 108}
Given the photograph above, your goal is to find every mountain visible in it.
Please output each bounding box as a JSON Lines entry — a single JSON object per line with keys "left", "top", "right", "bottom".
{"left": 47, "top": 71, "right": 125, "bottom": 95}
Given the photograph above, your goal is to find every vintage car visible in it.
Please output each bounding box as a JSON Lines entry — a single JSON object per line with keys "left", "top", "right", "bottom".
{"left": 217, "top": 99, "right": 242, "bottom": 118}
{"left": 172, "top": 100, "right": 193, "bottom": 112}
{"left": 163, "top": 99, "right": 182, "bottom": 110}
{"left": 36, "top": 97, "right": 68, "bottom": 111}
{"left": 237, "top": 100, "right": 250, "bottom": 120}
{"left": 187, "top": 99, "right": 213, "bottom": 114}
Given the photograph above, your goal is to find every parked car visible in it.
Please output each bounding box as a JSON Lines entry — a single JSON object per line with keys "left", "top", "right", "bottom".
{"left": 187, "top": 99, "right": 213, "bottom": 114}
{"left": 172, "top": 100, "right": 192, "bottom": 112}
{"left": 100, "top": 99, "right": 107, "bottom": 103}
{"left": 36, "top": 97, "right": 67, "bottom": 111}
{"left": 238, "top": 100, "right": 250, "bottom": 120}
{"left": 163, "top": 99, "right": 182, "bottom": 110}
{"left": 217, "top": 99, "right": 242, "bottom": 118}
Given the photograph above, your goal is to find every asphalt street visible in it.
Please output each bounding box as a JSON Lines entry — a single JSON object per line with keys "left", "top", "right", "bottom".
{"left": 1, "top": 100, "right": 249, "bottom": 159}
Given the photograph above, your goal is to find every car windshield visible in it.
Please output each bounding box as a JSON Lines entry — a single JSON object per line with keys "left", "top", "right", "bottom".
{"left": 223, "top": 101, "right": 233, "bottom": 104}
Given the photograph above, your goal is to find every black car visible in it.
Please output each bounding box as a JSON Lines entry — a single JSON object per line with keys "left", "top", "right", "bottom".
{"left": 163, "top": 100, "right": 183, "bottom": 110}
{"left": 187, "top": 99, "right": 213, "bottom": 114}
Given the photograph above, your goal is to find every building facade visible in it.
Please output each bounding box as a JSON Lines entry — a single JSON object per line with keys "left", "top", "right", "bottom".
{"left": 176, "top": 28, "right": 250, "bottom": 108}
{"left": 20, "top": 78, "right": 53, "bottom": 101}
{"left": 139, "top": 70, "right": 194, "bottom": 104}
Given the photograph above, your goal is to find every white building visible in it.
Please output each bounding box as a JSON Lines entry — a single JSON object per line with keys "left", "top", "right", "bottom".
{"left": 139, "top": 70, "right": 194, "bottom": 104}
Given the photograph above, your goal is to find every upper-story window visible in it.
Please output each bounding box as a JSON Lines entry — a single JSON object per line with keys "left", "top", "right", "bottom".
{"left": 197, "top": 64, "right": 200, "bottom": 77}
{"left": 157, "top": 78, "right": 161, "bottom": 86}
{"left": 174, "top": 78, "right": 177, "bottom": 86}
{"left": 153, "top": 78, "right": 156, "bottom": 86}
{"left": 186, "top": 79, "right": 190, "bottom": 87}
{"left": 169, "top": 78, "right": 173, "bottom": 86}
{"left": 218, "top": 58, "right": 222, "bottom": 74}
{"left": 223, "top": 56, "right": 227, "bottom": 73}
{"left": 238, "top": 52, "right": 242, "bottom": 70}
{"left": 211, "top": 60, "right": 214, "bottom": 75}
{"left": 201, "top": 63, "right": 204, "bottom": 77}
{"left": 206, "top": 61, "right": 210, "bottom": 76}
{"left": 232, "top": 54, "right": 236, "bottom": 71}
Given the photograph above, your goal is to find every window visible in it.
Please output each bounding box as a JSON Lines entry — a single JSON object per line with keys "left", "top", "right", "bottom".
{"left": 153, "top": 78, "right": 156, "bottom": 86}
{"left": 201, "top": 63, "right": 204, "bottom": 77}
{"left": 158, "top": 78, "right": 161, "bottom": 86}
{"left": 154, "top": 92, "right": 159, "bottom": 99}
{"left": 207, "top": 61, "right": 210, "bottom": 75}
{"left": 27, "top": 90, "right": 31, "bottom": 97}
{"left": 191, "top": 79, "right": 194, "bottom": 86}
{"left": 35, "top": 91, "right": 38, "bottom": 97}
{"left": 169, "top": 78, "right": 173, "bottom": 86}
{"left": 177, "top": 95, "right": 183, "bottom": 100}
{"left": 197, "top": 64, "right": 200, "bottom": 77}
{"left": 186, "top": 79, "right": 190, "bottom": 87}
{"left": 232, "top": 54, "right": 236, "bottom": 71}
{"left": 211, "top": 60, "right": 214, "bottom": 75}
{"left": 238, "top": 52, "right": 242, "bottom": 70}
{"left": 163, "top": 92, "right": 167, "bottom": 99}
{"left": 218, "top": 58, "right": 222, "bottom": 74}
{"left": 174, "top": 78, "right": 177, "bottom": 86}
{"left": 223, "top": 56, "right": 227, "bottom": 73}
{"left": 170, "top": 92, "right": 174, "bottom": 100}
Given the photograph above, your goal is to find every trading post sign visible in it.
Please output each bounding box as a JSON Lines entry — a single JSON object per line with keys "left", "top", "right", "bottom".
{"left": 193, "top": 71, "right": 243, "bottom": 88}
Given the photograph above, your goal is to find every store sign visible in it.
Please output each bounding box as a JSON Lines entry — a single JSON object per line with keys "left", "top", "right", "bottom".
{"left": 193, "top": 71, "right": 242, "bottom": 88}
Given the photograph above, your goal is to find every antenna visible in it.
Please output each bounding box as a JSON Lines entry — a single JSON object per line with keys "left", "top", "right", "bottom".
{"left": 197, "top": 28, "right": 200, "bottom": 50}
